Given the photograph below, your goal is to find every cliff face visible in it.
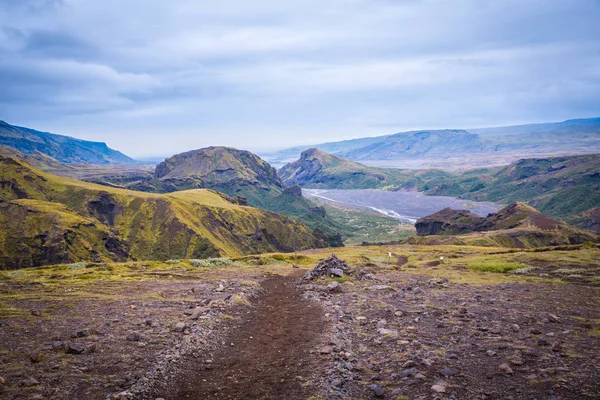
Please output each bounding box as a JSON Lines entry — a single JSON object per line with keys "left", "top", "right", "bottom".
{"left": 0, "top": 155, "right": 326, "bottom": 269}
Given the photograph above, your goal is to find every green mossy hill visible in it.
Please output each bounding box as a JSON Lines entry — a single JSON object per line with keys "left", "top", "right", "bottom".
{"left": 0, "top": 120, "right": 135, "bottom": 165}
{"left": 0, "top": 155, "right": 325, "bottom": 269}
{"left": 412, "top": 202, "right": 598, "bottom": 248}
{"left": 279, "top": 148, "right": 453, "bottom": 190}
{"left": 460, "top": 154, "right": 600, "bottom": 223}
{"left": 135, "top": 147, "right": 284, "bottom": 208}
{"left": 125, "top": 147, "right": 344, "bottom": 246}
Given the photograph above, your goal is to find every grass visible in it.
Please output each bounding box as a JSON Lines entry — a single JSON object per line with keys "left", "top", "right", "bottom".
{"left": 467, "top": 261, "right": 528, "bottom": 273}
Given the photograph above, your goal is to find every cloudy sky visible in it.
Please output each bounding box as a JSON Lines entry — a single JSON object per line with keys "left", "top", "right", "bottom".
{"left": 1, "top": 0, "right": 599, "bottom": 158}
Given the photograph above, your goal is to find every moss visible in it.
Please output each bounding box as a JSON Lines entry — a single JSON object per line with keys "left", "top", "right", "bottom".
{"left": 468, "top": 262, "right": 527, "bottom": 273}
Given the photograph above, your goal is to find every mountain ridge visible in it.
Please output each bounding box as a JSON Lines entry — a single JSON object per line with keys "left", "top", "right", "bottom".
{"left": 0, "top": 120, "right": 137, "bottom": 165}
{"left": 263, "top": 117, "right": 600, "bottom": 169}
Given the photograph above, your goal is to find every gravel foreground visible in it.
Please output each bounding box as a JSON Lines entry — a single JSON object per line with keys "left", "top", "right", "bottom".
{"left": 0, "top": 253, "right": 599, "bottom": 399}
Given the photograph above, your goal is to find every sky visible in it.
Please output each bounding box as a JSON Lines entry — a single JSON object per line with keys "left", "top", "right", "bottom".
{"left": 1, "top": 0, "right": 599, "bottom": 159}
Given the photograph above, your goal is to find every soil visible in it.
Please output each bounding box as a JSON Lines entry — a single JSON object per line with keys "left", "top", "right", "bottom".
{"left": 155, "top": 271, "right": 327, "bottom": 399}
{"left": 1, "top": 257, "right": 599, "bottom": 400}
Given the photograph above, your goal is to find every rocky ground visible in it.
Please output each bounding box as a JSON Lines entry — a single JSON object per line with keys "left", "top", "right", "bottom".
{"left": 300, "top": 260, "right": 600, "bottom": 399}
{"left": 0, "top": 246, "right": 599, "bottom": 399}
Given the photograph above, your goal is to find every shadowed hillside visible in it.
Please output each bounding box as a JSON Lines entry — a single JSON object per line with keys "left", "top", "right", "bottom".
{"left": 0, "top": 121, "right": 136, "bottom": 165}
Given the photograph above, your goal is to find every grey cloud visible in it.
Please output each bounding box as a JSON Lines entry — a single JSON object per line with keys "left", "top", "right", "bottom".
{"left": 0, "top": 0, "right": 599, "bottom": 157}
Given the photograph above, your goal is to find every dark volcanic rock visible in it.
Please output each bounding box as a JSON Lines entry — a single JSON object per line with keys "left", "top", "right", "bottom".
{"left": 415, "top": 208, "right": 482, "bottom": 236}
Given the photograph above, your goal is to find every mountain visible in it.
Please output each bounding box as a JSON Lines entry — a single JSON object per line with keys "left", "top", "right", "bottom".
{"left": 146, "top": 147, "right": 284, "bottom": 208}
{"left": 281, "top": 149, "right": 600, "bottom": 226}
{"left": 0, "top": 155, "right": 327, "bottom": 269}
{"left": 459, "top": 154, "right": 600, "bottom": 224}
{"left": 338, "top": 129, "right": 485, "bottom": 161}
{"left": 410, "top": 202, "right": 597, "bottom": 248}
{"left": 279, "top": 148, "right": 454, "bottom": 190}
{"left": 99, "top": 147, "right": 345, "bottom": 246}
{"left": 0, "top": 120, "right": 136, "bottom": 165}
{"left": 263, "top": 117, "right": 600, "bottom": 169}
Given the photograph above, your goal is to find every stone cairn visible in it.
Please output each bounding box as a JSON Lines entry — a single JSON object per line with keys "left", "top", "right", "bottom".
{"left": 302, "top": 255, "right": 350, "bottom": 280}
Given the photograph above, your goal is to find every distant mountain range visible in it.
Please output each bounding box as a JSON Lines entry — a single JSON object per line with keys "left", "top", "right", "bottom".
{"left": 264, "top": 117, "right": 600, "bottom": 170}
{"left": 0, "top": 120, "right": 136, "bottom": 165}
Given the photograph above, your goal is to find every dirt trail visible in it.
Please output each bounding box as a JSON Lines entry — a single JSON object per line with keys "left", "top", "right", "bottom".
{"left": 160, "top": 272, "right": 326, "bottom": 399}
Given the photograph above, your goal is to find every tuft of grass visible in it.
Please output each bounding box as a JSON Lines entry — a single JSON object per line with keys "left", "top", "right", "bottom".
{"left": 511, "top": 266, "right": 537, "bottom": 274}
{"left": 467, "top": 261, "right": 527, "bottom": 273}
{"left": 188, "top": 258, "right": 243, "bottom": 268}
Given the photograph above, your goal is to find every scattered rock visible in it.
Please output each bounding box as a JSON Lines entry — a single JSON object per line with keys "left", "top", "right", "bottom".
{"left": 537, "top": 338, "right": 550, "bottom": 346}
{"left": 377, "top": 328, "right": 398, "bottom": 337}
{"left": 499, "top": 363, "right": 514, "bottom": 374}
{"left": 30, "top": 349, "right": 45, "bottom": 363}
{"left": 548, "top": 314, "right": 561, "bottom": 323}
{"left": 509, "top": 357, "right": 524, "bottom": 366}
{"left": 530, "top": 328, "right": 542, "bottom": 335}
{"left": 431, "top": 383, "right": 446, "bottom": 393}
{"left": 22, "top": 377, "right": 39, "bottom": 387}
{"left": 369, "top": 384, "right": 385, "bottom": 397}
{"left": 486, "top": 350, "right": 497, "bottom": 356}
{"left": 30, "top": 310, "right": 41, "bottom": 317}
{"left": 329, "top": 268, "right": 344, "bottom": 277}
{"left": 173, "top": 322, "right": 187, "bottom": 333}
{"left": 74, "top": 329, "right": 91, "bottom": 338}
{"left": 191, "top": 307, "right": 209, "bottom": 320}
{"left": 126, "top": 332, "right": 142, "bottom": 342}
{"left": 440, "top": 367, "right": 459, "bottom": 377}
{"left": 511, "top": 324, "right": 520, "bottom": 332}
{"left": 327, "top": 281, "right": 342, "bottom": 293}
{"left": 319, "top": 346, "right": 333, "bottom": 354}
{"left": 66, "top": 343, "right": 86, "bottom": 355}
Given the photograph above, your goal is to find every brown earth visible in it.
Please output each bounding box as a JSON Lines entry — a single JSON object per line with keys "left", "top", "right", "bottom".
{"left": 1, "top": 252, "right": 599, "bottom": 400}
{"left": 154, "top": 271, "right": 327, "bottom": 399}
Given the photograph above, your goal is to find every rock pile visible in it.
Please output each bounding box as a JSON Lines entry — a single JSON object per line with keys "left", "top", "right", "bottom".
{"left": 303, "top": 255, "right": 350, "bottom": 280}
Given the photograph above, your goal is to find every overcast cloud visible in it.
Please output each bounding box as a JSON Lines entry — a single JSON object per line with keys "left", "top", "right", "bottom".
{"left": 1, "top": 0, "right": 599, "bottom": 158}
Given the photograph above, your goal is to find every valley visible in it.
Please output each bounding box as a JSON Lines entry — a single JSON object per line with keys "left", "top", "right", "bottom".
{"left": 304, "top": 189, "right": 500, "bottom": 223}
{"left": 1, "top": 120, "right": 599, "bottom": 400}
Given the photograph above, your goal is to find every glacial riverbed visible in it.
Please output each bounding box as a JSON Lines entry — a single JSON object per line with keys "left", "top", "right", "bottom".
{"left": 303, "top": 189, "right": 501, "bottom": 223}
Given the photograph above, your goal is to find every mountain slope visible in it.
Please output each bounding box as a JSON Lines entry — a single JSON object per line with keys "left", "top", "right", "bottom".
{"left": 0, "top": 155, "right": 326, "bottom": 268}
{"left": 280, "top": 148, "right": 454, "bottom": 190}
{"left": 460, "top": 154, "right": 600, "bottom": 223}
{"left": 411, "top": 202, "right": 597, "bottom": 248}
{"left": 338, "top": 129, "right": 485, "bottom": 161}
{"left": 0, "top": 120, "right": 136, "bottom": 165}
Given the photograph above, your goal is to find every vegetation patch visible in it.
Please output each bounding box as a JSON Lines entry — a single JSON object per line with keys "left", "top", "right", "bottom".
{"left": 467, "top": 261, "right": 528, "bottom": 273}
